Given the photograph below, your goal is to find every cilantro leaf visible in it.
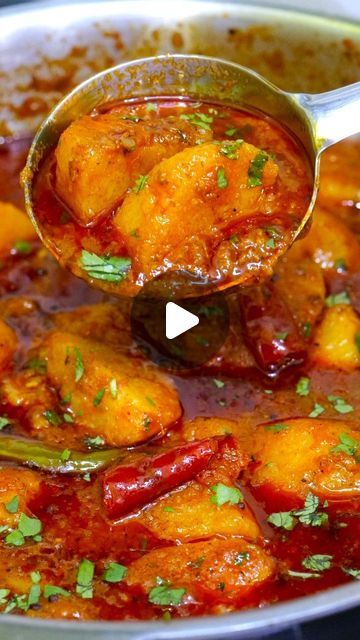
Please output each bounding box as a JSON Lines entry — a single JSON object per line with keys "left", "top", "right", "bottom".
{"left": 180, "top": 112, "right": 213, "bottom": 130}
{"left": 80, "top": 250, "right": 131, "bottom": 283}
{"left": 296, "top": 377, "right": 310, "bottom": 396}
{"left": 44, "top": 585, "right": 70, "bottom": 599}
{"left": 103, "top": 562, "right": 127, "bottom": 583}
{"left": 74, "top": 347, "right": 84, "bottom": 382}
{"left": 0, "top": 417, "right": 11, "bottom": 430}
{"left": 287, "top": 570, "right": 321, "bottom": 579}
{"left": 93, "top": 388, "right": 106, "bottom": 407}
{"left": 325, "top": 291, "right": 350, "bottom": 307}
{"left": 248, "top": 151, "right": 269, "bottom": 187}
{"left": 302, "top": 554, "right": 332, "bottom": 571}
{"left": 210, "top": 483, "right": 243, "bottom": 506}
{"left": 148, "top": 583, "right": 186, "bottom": 606}
{"left": 331, "top": 432, "right": 359, "bottom": 458}
{"left": 327, "top": 395, "right": 354, "bottom": 414}
{"left": 267, "top": 511, "right": 296, "bottom": 530}
{"left": 76, "top": 558, "right": 95, "bottom": 599}
{"left": 265, "top": 423, "right": 288, "bottom": 433}
{"left": 5, "top": 495, "right": 19, "bottom": 514}
{"left": 134, "top": 175, "right": 148, "bottom": 193}
{"left": 309, "top": 403, "right": 325, "bottom": 418}
{"left": 219, "top": 139, "right": 243, "bottom": 159}
{"left": 293, "top": 493, "right": 328, "bottom": 527}
{"left": 342, "top": 567, "right": 360, "bottom": 580}
{"left": 217, "top": 167, "right": 228, "bottom": 189}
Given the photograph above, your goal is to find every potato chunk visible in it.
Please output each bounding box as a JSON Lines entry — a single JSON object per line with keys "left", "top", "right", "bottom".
{"left": 0, "top": 201, "right": 36, "bottom": 255}
{"left": 126, "top": 538, "right": 275, "bottom": 602}
{"left": 290, "top": 206, "right": 360, "bottom": 273}
{"left": 312, "top": 305, "right": 360, "bottom": 370}
{"left": 251, "top": 418, "right": 360, "bottom": 497}
{"left": 182, "top": 416, "right": 253, "bottom": 448}
{"left": 274, "top": 255, "right": 325, "bottom": 333}
{"left": 53, "top": 302, "right": 132, "bottom": 348}
{"left": 139, "top": 481, "right": 260, "bottom": 541}
{"left": 55, "top": 113, "right": 211, "bottom": 226}
{"left": 0, "top": 319, "right": 17, "bottom": 371}
{"left": 0, "top": 467, "right": 41, "bottom": 528}
{"left": 42, "top": 331, "right": 181, "bottom": 446}
{"left": 139, "top": 434, "right": 258, "bottom": 541}
{"left": 114, "top": 141, "right": 278, "bottom": 283}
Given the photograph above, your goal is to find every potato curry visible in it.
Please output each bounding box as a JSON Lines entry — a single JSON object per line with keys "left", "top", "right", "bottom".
{"left": 0, "top": 97, "right": 359, "bottom": 622}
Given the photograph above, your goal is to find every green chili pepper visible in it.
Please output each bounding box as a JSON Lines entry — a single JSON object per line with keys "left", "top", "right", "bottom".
{"left": 0, "top": 436, "right": 122, "bottom": 474}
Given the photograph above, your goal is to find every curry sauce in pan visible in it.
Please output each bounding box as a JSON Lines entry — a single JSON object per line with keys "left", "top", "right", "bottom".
{"left": 0, "top": 98, "right": 359, "bottom": 621}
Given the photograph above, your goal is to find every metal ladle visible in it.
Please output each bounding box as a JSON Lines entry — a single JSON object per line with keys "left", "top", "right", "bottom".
{"left": 22, "top": 54, "right": 360, "bottom": 295}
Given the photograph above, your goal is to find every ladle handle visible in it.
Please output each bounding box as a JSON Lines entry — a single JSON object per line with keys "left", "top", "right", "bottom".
{"left": 297, "top": 80, "right": 360, "bottom": 151}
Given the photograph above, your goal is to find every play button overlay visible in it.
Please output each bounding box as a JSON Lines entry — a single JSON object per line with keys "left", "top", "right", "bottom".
{"left": 166, "top": 302, "right": 199, "bottom": 339}
{"left": 130, "top": 271, "right": 229, "bottom": 370}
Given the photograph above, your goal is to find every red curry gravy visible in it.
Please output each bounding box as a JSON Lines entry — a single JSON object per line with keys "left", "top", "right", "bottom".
{"left": 0, "top": 103, "right": 359, "bottom": 621}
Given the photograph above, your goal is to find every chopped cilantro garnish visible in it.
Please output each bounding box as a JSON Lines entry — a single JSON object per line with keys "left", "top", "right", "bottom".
{"left": 327, "top": 395, "right": 354, "bottom": 414}
{"left": 93, "top": 388, "right": 106, "bottom": 407}
{"left": 43, "top": 409, "right": 62, "bottom": 426}
{"left": 44, "top": 585, "right": 70, "bottom": 599}
{"left": 210, "top": 483, "right": 243, "bottom": 507}
{"left": 275, "top": 331, "right": 288, "bottom": 341}
{"left": 267, "top": 511, "right": 296, "bottom": 530}
{"left": 248, "top": 151, "right": 268, "bottom": 187}
{"left": 309, "top": 403, "right": 325, "bottom": 418}
{"left": 103, "top": 562, "right": 127, "bottom": 583}
{"left": 143, "top": 416, "right": 152, "bottom": 430}
{"left": 145, "top": 102, "right": 157, "bottom": 112}
{"left": 296, "top": 377, "right": 310, "bottom": 396}
{"left": 0, "top": 417, "right": 10, "bottom": 430}
{"left": 355, "top": 332, "right": 360, "bottom": 352}
{"left": 287, "top": 570, "right": 321, "bottom": 579}
{"left": 60, "top": 449, "right": 71, "bottom": 462}
{"left": 219, "top": 139, "right": 243, "bottom": 159}
{"left": 342, "top": 567, "right": 360, "bottom": 580}
{"left": 63, "top": 413, "right": 74, "bottom": 424}
{"left": 266, "top": 238, "right": 276, "bottom": 249}
{"left": 146, "top": 396, "right": 156, "bottom": 407}
{"left": 213, "top": 378, "right": 225, "bottom": 389}
{"left": 217, "top": 167, "right": 228, "bottom": 189}
{"left": 5, "top": 512, "right": 42, "bottom": 546}
{"left": 303, "top": 321, "right": 312, "bottom": 338}
{"left": 325, "top": 291, "right": 350, "bottom": 307}
{"left": 18, "top": 513, "right": 42, "bottom": 537}
{"left": 80, "top": 250, "right": 131, "bottom": 283}
{"left": 180, "top": 112, "right": 213, "bottom": 130}
{"left": 25, "top": 357, "right": 47, "bottom": 375}
{"left": 292, "top": 493, "right": 328, "bottom": 527}
{"left": 5, "top": 529, "right": 25, "bottom": 546}
{"left": 268, "top": 493, "right": 328, "bottom": 530}
{"left": 74, "top": 347, "right": 85, "bottom": 382}
{"left": 5, "top": 495, "right": 19, "bottom": 514}
{"left": 225, "top": 127, "right": 237, "bottom": 136}
{"left": 13, "top": 240, "right": 32, "bottom": 255}
{"left": 331, "top": 432, "right": 359, "bottom": 459}
{"left": 302, "top": 554, "right": 332, "bottom": 571}
{"left": 134, "top": 174, "right": 148, "bottom": 193}
{"left": 148, "top": 580, "right": 186, "bottom": 606}
{"left": 265, "top": 423, "right": 288, "bottom": 433}
{"left": 76, "top": 558, "right": 95, "bottom": 599}
{"left": 84, "top": 435, "right": 105, "bottom": 449}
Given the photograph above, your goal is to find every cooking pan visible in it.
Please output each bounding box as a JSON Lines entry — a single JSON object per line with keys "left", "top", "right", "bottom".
{"left": 0, "top": 1, "right": 359, "bottom": 638}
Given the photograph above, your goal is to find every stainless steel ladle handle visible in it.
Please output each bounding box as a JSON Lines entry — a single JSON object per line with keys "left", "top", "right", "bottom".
{"left": 295, "top": 80, "right": 360, "bottom": 151}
